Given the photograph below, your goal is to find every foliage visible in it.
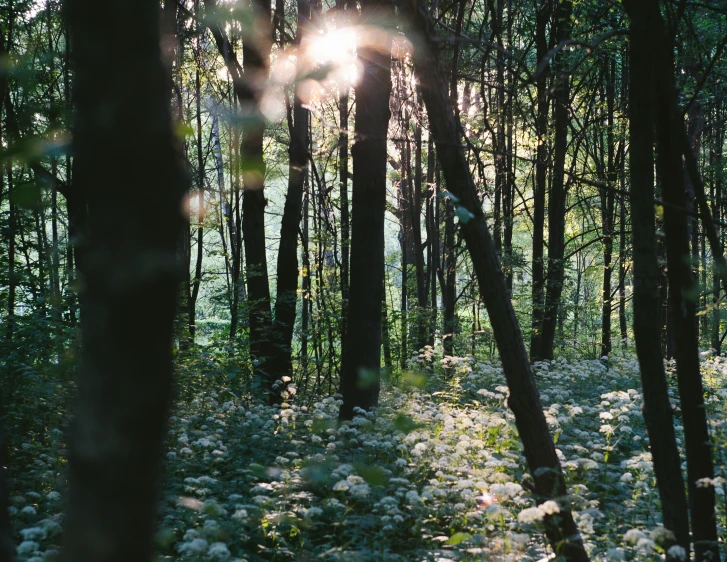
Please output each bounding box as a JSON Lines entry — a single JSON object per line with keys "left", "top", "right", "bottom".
{"left": 7, "top": 349, "right": 727, "bottom": 561}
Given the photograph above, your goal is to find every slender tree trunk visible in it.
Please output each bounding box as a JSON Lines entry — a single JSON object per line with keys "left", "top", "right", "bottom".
{"left": 711, "top": 104, "right": 723, "bottom": 353}
{"left": 190, "top": 35, "right": 205, "bottom": 340}
{"left": 412, "top": 89, "right": 428, "bottom": 351}
{"left": 63, "top": 0, "right": 187, "bottom": 558}
{"left": 540, "top": 0, "right": 572, "bottom": 361}
{"left": 402, "top": 3, "right": 588, "bottom": 558}
{"left": 300, "top": 187, "right": 310, "bottom": 386}
{"left": 229, "top": 92, "right": 243, "bottom": 341}
{"left": 206, "top": 0, "right": 274, "bottom": 388}
{"left": 269, "top": 0, "right": 311, "bottom": 384}
{"left": 443, "top": 201, "right": 456, "bottom": 356}
{"left": 623, "top": 5, "right": 691, "bottom": 555}
{"left": 428, "top": 139, "right": 438, "bottom": 346}
{"left": 5, "top": 163, "right": 15, "bottom": 343}
{"left": 338, "top": 0, "right": 392, "bottom": 420}
{"left": 639, "top": 1, "right": 722, "bottom": 558}
{"left": 339, "top": 89, "right": 350, "bottom": 345}
{"left": 382, "top": 280, "right": 393, "bottom": 371}
{"left": 530, "top": 0, "right": 550, "bottom": 361}
{"left": 600, "top": 59, "right": 616, "bottom": 357}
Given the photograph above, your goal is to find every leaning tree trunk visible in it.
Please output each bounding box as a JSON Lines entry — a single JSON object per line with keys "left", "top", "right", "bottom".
{"left": 338, "top": 0, "right": 392, "bottom": 421}
{"left": 401, "top": 1, "right": 588, "bottom": 559}
{"left": 63, "top": 0, "right": 187, "bottom": 560}
{"left": 623, "top": 2, "right": 691, "bottom": 556}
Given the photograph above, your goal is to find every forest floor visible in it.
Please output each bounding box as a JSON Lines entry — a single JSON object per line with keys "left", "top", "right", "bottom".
{"left": 9, "top": 349, "right": 727, "bottom": 561}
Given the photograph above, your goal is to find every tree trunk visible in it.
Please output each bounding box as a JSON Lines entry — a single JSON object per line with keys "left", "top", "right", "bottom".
{"left": 600, "top": 59, "right": 616, "bottom": 357}
{"left": 530, "top": 0, "right": 550, "bottom": 361}
{"left": 339, "top": 89, "right": 350, "bottom": 347}
{"left": 190, "top": 33, "right": 205, "bottom": 341}
{"left": 402, "top": 2, "right": 588, "bottom": 558}
{"left": 623, "top": 3, "right": 691, "bottom": 555}
{"left": 63, "top": 0, "right": 187, "bottom": 559}
{"left": 269, "top": 0, "right": 311, "bottom": 384}
{"left": 338, "top": 0, "right": 392, "bottom": 420}
{"left": 442, "top": 201, "right": 456, "bottom": 356}
{"left": 540, "top": 0, "right": 572, "bottom": 361}
{"left": 205, "top": 0, "right": 274, "bottom": 390}
{"left": 640, "top": 1, "right": 722, "bottom": 558}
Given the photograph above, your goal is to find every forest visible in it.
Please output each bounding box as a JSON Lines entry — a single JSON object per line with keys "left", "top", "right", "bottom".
{"left": 0, "top": 0, "right": 726, "bottom": 560}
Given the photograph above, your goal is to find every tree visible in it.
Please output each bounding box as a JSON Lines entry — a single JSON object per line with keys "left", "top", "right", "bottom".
{"left": 338, "top": 0, "right": 393, "bottom": 420}
{"left": 647, "top": 1, "right": 721, "bottom": 558}
{"left": 269, "top": 0, "right": 312, "bottom": 382}
{"left": 401, "top": 1, "right": 588, "bottom": 558}
{"left": 62, "top": 0, "right": 187, "bottom": 559}
{"left": 205, "top": 0, "right": 275, "bottom": 392}
{"left": 623, "top": 0, "right": 690, "bottom": 554}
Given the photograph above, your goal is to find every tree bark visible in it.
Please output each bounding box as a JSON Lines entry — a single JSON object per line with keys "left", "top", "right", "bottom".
{"left": 623, "top": 2, "right": 691, "bottom": 555}
{"left": 401, "top": 2, "right": 588, "bottom": 558}
{"left": 530, "top": 0, "right": 550, "bottom": 361}
{"left": 632, "top": 1, "right": 722, "bottom": 559}
{"left": 540, "top": 0, "right": 572, "bottom": 361}
{"left": 63, "top": 0, "right": 187, "bottom": 559}
{"left": 338, "top": 0, "right": 392, "bottom": 420}
{"left": 269, "top": 0, "right": 311, "bottom": 385}
{"left": 205, "top": 0, "right": 274, "bottom": 389}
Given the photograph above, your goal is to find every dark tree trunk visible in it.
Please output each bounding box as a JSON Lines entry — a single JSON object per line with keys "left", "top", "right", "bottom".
{"left": 400, "top": 202, "right": 408, "bottom": 368}
{"left": 412, "top": 89, "right": 428, "bottom": 351}
{"left": 623, "top": 3, "right": 691, "bottom": 555}
{"left": 0, "top": 25, "right": 16, "bottom": 558}
{"left": 300, "top": 188, "right": 310, "bottom": 384}
{"left": 442, "top": 201, "right": 456, "bottom": 356}
{"left": 229, "top": 93, "right": 244, "bottom": 341}
{"left": 269, "top": 0, "right": 311, "bottom": 384}
{"left": 240, "top": 7, "right": 273, "bottom": 390}
{"left": 639, "top": 1, "right": 722, "bottom": 558}
{"left": 190, "top": 32, "right": 205, "bottom": 340}
{"left": 540, "top": 0, "right": 572, "bottom": 361}
{"left": 338, "top": 0, "right": 392, "bottom": 420}
{"left": 530, "top": 0, "right": 550, "bottom": 361}
{"left": 600, "top": 59, "right": 616, "bottom": 357}
{"left": 402, "top": 2, "right": 588, "bottom": 558}
{"left": 5, "top": 163, "right": 15, "bottom": 343}
{"left": 339, "top": 89, "right": 350, "bottom": 345}
{"left": 206, "top": 0, "right": 274, "bottom": 389}
{"left": 63, "top": 1, "right": 187, "bottom": 560}
{"left": 710, "top": 103, "right": 723, "bottom": 353}
{"left": 427, "top": 139, "right": 438, "bottom": 346}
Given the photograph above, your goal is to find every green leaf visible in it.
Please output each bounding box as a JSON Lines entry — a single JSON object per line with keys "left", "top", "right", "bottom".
{"left": 455, "top": 205, "right": 475, "bottom": 224}
{"left": 400, "top": 370, "right": 428, "bottom": 390}
{"left": 445, "top": 532, "right": 473, "bottom": 545}
{"left": 393, "top": 413, "right": 424, "bottom": 434}
{"left": 353, "top": 462, "right": 388, "bottom": 487}
{"left": 357, "top": 368, "right": 379, "bottom": 390}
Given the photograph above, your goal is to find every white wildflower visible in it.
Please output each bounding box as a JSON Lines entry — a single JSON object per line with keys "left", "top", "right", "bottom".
{"left": 333, "top": 480, "right": 350, "bottom": 492}
{"left": 667, "top": 545, "right": 687, "bottom": 561}
{"left": 208, "top": 542, "right": 231, "bottom": 559}
{"left": 19, "top": 527, "right": 45, "bottom": 541}
{"left": 177, "top": 538, "right": 209, "bottom": 555}
{"left": 16, "top": 541, "right": 40, "bottom": 556}
{"left": 517, "top": 506, "right": 544, "bottom": 524}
